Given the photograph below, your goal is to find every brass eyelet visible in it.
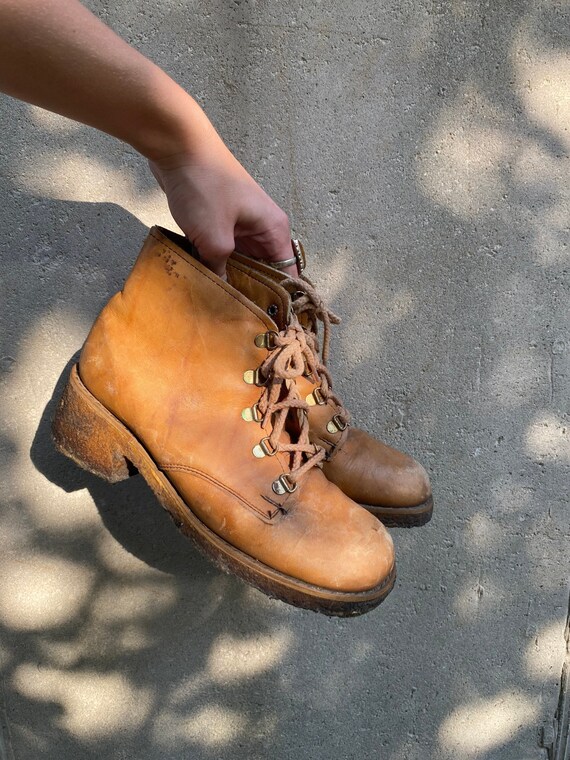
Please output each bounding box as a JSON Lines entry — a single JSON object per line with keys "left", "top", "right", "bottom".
{"left": 241, "top": 403, "right": 262, "bottom": 422}
{"left": 272, "top": 474, "right": 298, "bottom": 495}
{"left": 333, "top": 414, "right": 348, "bottom": 431}
{"left": 259, "top": 437, "right": 278, "bottom": 456}
{"left": 254, "top": 331, "right": 278, "bottom": 349}
{"left": 243, "top": 368, "right": 266, "bottom": 386}
{"left": 253, "top": 436, "right": 278, "bottom": 458}
{"left": 326, "top": 414, "right": 348, "bottom": 434}
{"left": 306, "top": 387, "right": 326, "bottom": 406}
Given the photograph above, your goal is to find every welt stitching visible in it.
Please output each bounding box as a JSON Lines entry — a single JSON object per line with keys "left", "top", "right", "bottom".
{"left": 160, "top": 463, "right": 279, "bottom": 519}
{"left": 149, "top": 231, "right": 271, "bottom": 330}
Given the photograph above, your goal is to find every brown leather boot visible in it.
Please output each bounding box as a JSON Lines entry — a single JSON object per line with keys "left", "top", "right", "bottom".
{"left": 52, "top": 226, "right": 395, "bottom": 616}
{"left": 228, "top": 246, "right": 433, "bottom": 527}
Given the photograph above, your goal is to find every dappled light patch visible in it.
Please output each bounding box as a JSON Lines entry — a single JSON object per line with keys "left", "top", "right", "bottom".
{"left": 453, "top": 575, "right": 505, "bottom": 621}
{"left": 526, "top": 412, "right": 570, "bottom": 463}
{"left": 12, "top": 665, "right": 153, "bottom": 739}
{"left": 208, "top": 629, "right": 292, "bottom": 683}
{"left": 438, "top": 691, "right": 540, "bottom": 757}
{"left": 0, "top": 555, "right": 94, "bottom": 631}
{"left": 511, "top": 142, "right": 570, "bottom": 265}
{"left": 152, "top": 705, "right": 248, "bottom": 749}
{"left": 91, "top": 579, "right": 177, "bottom": 624}
{"left": 417, "top": 84, "right": 512, "bottom": 220}
{"left": 515, "top": 20, "right": 570, "bottom": 152}
{"left": 524, "top": 617, "right": 569, "bottom": 680}
{"left": 465, "top": 512, "right": 499, "bottom": 550}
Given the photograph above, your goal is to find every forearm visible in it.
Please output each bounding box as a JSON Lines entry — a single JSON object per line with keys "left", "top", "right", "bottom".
{"left": 0, "top": 0, "right": 218, "bottom": 160}
{"left": 0, "top": 0, "right": 293, "bottom": 274}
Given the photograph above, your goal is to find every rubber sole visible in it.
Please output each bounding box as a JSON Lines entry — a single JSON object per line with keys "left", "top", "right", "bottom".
{"left": 52, "top": 365, "right": 396, "bottom": 617}
{"left": 363, "top": 496, "right": 434, "bottom": 528}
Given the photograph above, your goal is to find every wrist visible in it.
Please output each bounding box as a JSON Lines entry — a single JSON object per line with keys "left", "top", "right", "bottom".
{"left": 130, "top": 78, "right": 225, "bottom": 164}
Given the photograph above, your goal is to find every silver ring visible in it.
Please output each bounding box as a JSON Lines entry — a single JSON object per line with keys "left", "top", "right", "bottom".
{"left": 267, "top": 256, "right": 298, "bottom": 270}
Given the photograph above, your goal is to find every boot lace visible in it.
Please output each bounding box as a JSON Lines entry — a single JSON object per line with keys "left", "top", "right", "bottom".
{"left": 280, "top": 274, "right": 351, "bottom": 450}
{"left": 254, "top": 314, "right": 326, "bottom": 492}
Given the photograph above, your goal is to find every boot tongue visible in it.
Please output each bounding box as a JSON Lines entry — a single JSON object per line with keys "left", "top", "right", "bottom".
{"left": 226, "top": 258, "right": 293, "bottom": 330}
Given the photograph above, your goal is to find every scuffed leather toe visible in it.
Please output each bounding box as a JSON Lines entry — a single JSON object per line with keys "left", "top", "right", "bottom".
{"left": 170, "top": 466, "right": 395, "bottom": 593}
{"left": 321, "top": 428, "right": 432, "bottom": 509}
{"left": 285, "top": 470, "right": 395, "bottom": 592}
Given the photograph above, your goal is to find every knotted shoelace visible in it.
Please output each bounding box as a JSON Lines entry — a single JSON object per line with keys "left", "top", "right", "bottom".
{"left": 280, "top": 274, "right": 351, "bottom": 449}
{"left": 255, "top": 315, "right": 326, "bottom": 487}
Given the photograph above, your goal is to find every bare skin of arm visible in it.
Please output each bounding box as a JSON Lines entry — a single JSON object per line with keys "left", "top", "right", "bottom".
{"left": 0, "top": 0, "right": 295, "bottom": 276}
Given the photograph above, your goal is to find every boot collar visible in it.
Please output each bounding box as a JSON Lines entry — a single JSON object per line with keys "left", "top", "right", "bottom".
{"left": 226, "top": 255, "right": 293, "bottom": 331}
{"left": 150, "top": 226, "right": 291, "bottom": 331}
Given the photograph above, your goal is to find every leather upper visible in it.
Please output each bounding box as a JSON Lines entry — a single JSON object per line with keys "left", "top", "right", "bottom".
{"left": 79, "top": 227, "right": 394, "bottom": 591}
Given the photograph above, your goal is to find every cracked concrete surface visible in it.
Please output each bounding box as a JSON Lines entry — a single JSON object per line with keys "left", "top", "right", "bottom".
{"left": 0, "top": 1, "right": 569, "bottom": 758}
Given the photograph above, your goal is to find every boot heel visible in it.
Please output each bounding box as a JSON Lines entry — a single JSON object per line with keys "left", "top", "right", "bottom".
{"left": 52, "top": 364, "right": 138, "bottom": 483}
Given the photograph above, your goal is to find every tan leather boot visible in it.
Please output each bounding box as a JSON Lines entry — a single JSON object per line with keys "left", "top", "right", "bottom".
{"left": 228, "top": 247, "right": 433, "bottom": 527}
{"left": 52, "top": 227, "right": 395, "bottom": 616}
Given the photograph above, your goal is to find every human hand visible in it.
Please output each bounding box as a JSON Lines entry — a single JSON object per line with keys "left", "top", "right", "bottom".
{"left": 149, "top": 139, "right": 295, "bottom": 278}
{"left": 0, "top": 0, "right": 295, "bottom": 280}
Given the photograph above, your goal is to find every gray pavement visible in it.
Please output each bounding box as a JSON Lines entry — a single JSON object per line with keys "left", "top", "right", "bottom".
{"left": 0, "top": 1, "right": 569, "bottom": 758}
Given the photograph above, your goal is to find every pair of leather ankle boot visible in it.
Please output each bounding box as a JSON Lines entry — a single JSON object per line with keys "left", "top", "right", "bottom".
{"left": 53, "top": 227, "right": 432, "bottom": 617}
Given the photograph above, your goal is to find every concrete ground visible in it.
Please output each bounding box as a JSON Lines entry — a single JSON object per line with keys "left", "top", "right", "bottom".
{"left": 1, "top": 1, "right": 569, "bottom": 758}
